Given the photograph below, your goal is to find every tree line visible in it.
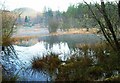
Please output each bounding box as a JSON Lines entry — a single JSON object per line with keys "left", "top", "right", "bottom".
{"left": 42, "top": 1, "right": 120, "bottom": 33}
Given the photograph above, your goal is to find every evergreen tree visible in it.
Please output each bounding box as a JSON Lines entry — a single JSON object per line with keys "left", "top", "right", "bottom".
{"left": 25, "top": 16, "right": 29, "bottom": 23}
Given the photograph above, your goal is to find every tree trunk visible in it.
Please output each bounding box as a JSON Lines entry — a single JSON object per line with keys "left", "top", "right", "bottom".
{"left": 101, "top": 1, "right": 120, "bottom": 52}
{"left": 118, "top": 0, "right": 120, "bottom": 19}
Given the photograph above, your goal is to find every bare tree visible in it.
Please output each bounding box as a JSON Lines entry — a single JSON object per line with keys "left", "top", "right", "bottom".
{"left": 101, "top": 0, "right": 120, "bottom": 51}
{"left": 2, "top": 10, "right": 17, "bottom": 56}
{"left": 0, "top": 1, "right": 23, "bottom": 57}
{"left": 84, "top": 0, "right": 120, "bottom": 53}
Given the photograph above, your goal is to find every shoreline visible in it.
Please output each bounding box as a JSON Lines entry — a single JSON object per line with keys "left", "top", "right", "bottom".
{"left": 12, "top": 28, "right": 98, "bottom": 40}
{"left": 11, "top": 28, "right": 100, "bottom": 45}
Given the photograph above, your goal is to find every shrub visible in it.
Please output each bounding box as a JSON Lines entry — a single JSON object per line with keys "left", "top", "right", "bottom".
{"left": 31, "top": 43, "right": 120, "bottom": 81}
{"left": 31, "top": 53, "right": 61, "bottom": 80}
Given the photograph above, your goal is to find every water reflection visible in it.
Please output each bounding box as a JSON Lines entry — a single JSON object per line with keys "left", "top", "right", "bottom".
{"left": 1, "top": 34, "right": 104, "bottom": 81}
{"left": 39, "top": 34, "right": 103, "bottom": 47}
{"left": 1, "top": 42, "right": 71, "bottom": 81}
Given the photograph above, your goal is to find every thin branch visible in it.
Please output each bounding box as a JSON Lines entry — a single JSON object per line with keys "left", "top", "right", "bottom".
{"left": 84, "top": 1, "right": 116, "bottom": 51}
{"left": 101, "top": 1, "right": 120, "bottom": 51}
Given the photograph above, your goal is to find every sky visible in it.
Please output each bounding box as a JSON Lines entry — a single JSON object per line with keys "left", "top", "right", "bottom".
{"left": 0, "top": 0, "right": 118, "bottom": 12}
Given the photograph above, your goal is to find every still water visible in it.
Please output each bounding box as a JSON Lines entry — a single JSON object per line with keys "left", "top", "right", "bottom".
{"left": 39, "top": 34, "right": 103, "bottom": 47}
{"left": 1, "top": 34, "right": 104, "bottom": 81}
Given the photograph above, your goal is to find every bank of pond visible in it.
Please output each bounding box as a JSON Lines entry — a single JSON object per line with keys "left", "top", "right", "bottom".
{"left": 1, "top": 34, "right": 120, "bottom": 81}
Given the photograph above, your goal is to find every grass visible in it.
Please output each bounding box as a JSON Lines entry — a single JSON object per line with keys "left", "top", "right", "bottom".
{"left": 2, "top": 67, "right": 19, "bottom": 82}
{"left": 31, "top": 53, "right": 62, "bottom": 81}
{"left": 30, "top": 42, "right": 120, "bottom": 81}
{"left": 31, "top": 53, "right": 61, "bottom": 70}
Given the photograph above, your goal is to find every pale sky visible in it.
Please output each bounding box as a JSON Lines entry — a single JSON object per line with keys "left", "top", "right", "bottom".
{"left": 0, "top": 0, "right": 117, "bottom": 12}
